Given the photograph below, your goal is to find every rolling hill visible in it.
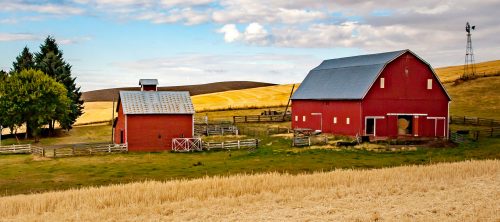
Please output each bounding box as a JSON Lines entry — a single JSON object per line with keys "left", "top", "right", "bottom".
{"left": 81, "top": 81, "right": 275, "bottom": 102}
{"left": 435, "top": 60, "right": 500, "bottom": 83}
{"left": 75, "top": 60, "right": 500, "bottom": 125}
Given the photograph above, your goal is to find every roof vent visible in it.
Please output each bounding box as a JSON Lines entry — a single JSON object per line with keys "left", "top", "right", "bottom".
{"left": 139, "top": 79, "right": 158, "bottom": 91}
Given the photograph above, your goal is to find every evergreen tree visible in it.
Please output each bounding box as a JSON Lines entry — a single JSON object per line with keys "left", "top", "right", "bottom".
{"left": 11, "top": 46, "right": 35, "bottom": 73}
{"left": 34, "top": 36, "right": 83, "bottom": 131}
{"left": 0, "top": 70, "right": 7, "bottom": 80}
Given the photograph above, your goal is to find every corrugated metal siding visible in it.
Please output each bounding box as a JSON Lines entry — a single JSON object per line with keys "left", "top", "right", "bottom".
{"left": 120, "top": 91, "right": 195, "bottom": 114}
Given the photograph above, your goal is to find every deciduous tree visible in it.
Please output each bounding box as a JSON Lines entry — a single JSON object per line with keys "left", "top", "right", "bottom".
{"left": 0, "top": 69, "right": 71, "bottom": 141}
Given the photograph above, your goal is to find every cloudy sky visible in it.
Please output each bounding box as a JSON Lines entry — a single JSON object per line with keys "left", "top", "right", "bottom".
{"left": 1, "top": 0, "right": 499, "bottom": 91}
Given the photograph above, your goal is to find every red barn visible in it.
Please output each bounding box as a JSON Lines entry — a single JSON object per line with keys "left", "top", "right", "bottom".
{"left": 113, "top": 79, "right": 195, "bottom": 151}
{"left": 291, "top": 49, "right": 451, "bottom": 140}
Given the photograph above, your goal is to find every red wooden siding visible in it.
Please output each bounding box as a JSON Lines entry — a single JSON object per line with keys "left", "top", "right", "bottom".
{"left": 292, "top": 51, "right": 450, "bottom": 139}
{"left": 291, "top": 100, "right": 362, "bottom": 136}
{"left": 113, "top": 104, "right": 194, "bottom": 151}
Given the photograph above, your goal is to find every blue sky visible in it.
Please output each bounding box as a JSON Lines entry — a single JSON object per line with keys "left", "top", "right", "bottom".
{"left": 1, "top": 0, "right": 499, "bottom": 91}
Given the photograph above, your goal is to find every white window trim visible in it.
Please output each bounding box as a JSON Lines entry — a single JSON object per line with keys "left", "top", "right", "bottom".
{"left": 302, "top": 116, "right": 306, "bottom": 122}
{"left": 427, "top": 79, "right": 433, "bottom": 90}
{"left": 294, "top": 115, "right": 298, "bottom": 121}
{"left": 364, "top": 116, "right": 385, "bottom": 136}
{"left": 333, "top": 117, "right": 337, "bottom": 124}
{"left": 346, "top": 117, "right": 350, "bottom": 125}
{"left": 380, "top": 78, "right": 385, "bottom": 88}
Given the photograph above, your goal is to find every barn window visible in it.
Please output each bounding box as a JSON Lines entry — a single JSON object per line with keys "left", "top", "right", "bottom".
{"left": 380, "top": 78, "right": 385, "bottom": 88}
{"left": 346, "top": 117, "right": 350, "bottom": 125}
{"left": 333, "top": 117, "right": 337, "bottom": 124}
{"left": 295, "top": 115, "right": 298, "bottom": 121}
{"left": 303, "top": 116, "right": 306, "bottom": 122}
{"left": 427, "top": 79, "right": 432, "bottom": 89}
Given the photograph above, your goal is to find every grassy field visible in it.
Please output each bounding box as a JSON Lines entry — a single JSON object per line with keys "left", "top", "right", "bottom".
{"left": 435, "top": 60, "right": 500, "bottom": 83}
{"left": 0, "top": 132, "right": 499, "bottom": 196}
{"left": 445, "top": 76, "right": 500, "bottom": 119}
{"left": 0, "top": 160, "right": 498, "bottom": 221}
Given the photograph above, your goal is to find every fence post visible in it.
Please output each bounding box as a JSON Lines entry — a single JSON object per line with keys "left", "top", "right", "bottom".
{"left": 53, "top": 148, "right": 56, "bottom": 158}
{"left": 256, "top": 139, "right": 259, "bottom": 148}
{"left": 238, "top": 140, "right": 240, "bottom": 149}
{"left": 221, "top": 142, "right": 224, "bottom": 149}
{"left": 308, "top": 137, "right": 311, "bottom": 146}
{"left": 245, "top": 116, "right": 247, "bottom": 122}
{"left": 491, "top": 128, "right": 494, "bottom": 137}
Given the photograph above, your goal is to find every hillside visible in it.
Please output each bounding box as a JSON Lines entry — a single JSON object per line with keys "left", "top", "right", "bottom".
{"left": 81, "top": 81, "right": 275, "bottom": 102}
{"left": 0, "top": 160, "right": 497, "bottom": 221}
{"left": 435, "top": 60, "right": 500, "bottom": 83}
{"left": 446, "top": 76, "right": 500, "bottom": 119}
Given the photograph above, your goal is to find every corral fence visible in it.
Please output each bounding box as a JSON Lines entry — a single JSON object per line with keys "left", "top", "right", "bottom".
{"left": 0, "top": 144, "right": 33, "bottom": 154}
{"left": 203, "top": 139, "right": 258, "bottom": 151}
{"left": 172, "top": 138, "right": 258, "bottom": 152}
{"left": 194, "top": 124, "right": 238, "bottom": 136}
{"left": 292, "top": 135, "right": 328, "bottom": 147}
{"left": 450, "top": 127, "right": 500, "bottom": 144}
{"left": 450, "top": 116, "right": 500, "bottom": 127}
{"left": 0, "top": 143, "right": 128, "bottom": 157}
{"left": 233, "top": 114, "right": 291, "bottom": 123}
{"left": 266, "top": 126, "right": 291, "bottom": 135}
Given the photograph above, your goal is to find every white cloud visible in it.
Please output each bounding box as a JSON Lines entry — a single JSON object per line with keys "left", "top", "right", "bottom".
{"left": 0, "top": 33, "right": 41, "bottom": 42}
{"left": 243, "top": 23, "right": 269, "bottom": 45}
{"left": 218, "top": 24, "right": 241, "bottom": 42}
{"left": 1, "top": 2, "right": 84, "bottom": 15}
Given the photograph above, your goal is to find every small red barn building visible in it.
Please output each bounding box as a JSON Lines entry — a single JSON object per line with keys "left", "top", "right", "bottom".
{"left": 113, "top": 79, "right": 195, "bottom": 151}
{"left": 291, "top": 49, "right": 451, "bottom": 140}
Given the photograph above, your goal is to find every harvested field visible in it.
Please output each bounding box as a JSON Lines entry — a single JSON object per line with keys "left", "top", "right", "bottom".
{"left": 0, "top": 160, "right": 498, "bottom": 221}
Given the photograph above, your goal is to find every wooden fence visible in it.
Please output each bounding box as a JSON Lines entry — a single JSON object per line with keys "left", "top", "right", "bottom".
{"left": 0, "top": 144, "right": 32, "bottom": 154}
{"left": 48, "top": 143, "right": 128, "bottom": 158}
{"left": 0, "top": 143, "right": 127, "bottom": 157}
{"left": 172, "top": 138, "right": 203, "bottom": 152}
{"left": 194, "top": 124, "right": 238, "bottom": 136}
{"left": 292, "top": 136, "right": 328, "bottom": 147}
{"left": 203, "top": 139, "right": 258, "bottom": 150}
{"left": 450, "top": 116, "right": 500, "bottom": 127}
{"left": 233, "top": 114, "right": 291, "bottom": 123}
{"left": 267, "top": 126, "right": 291, "bottom": 135}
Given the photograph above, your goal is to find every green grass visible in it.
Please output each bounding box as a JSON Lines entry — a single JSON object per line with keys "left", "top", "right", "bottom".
{"left": 446, "top": 76, "right": 500, "bottom": 119}
{"left": 1, "top": 135, "right": 499, "bottom": 196}
{"left": 1, "top": 124, "right": 112, "bottom": 146}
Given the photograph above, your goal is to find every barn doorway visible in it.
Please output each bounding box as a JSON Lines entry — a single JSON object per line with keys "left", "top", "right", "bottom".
{"left": 397, "top": 115, "right": 413, "bottom": 135}
{"left": 366, "top": 118, "right": 375, "bottom": 135}
{"left": 120, "top": 130, "right": 124, "bottom": 144}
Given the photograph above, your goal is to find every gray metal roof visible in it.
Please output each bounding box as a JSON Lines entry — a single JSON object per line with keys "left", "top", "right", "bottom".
{"left": 119, "top": 91, "right": 195, "bottom": 114}
{"left": 139, "top": 79, "right": 158, "bottom": 86}
{"left": 293, "top": 49, "right": 416, "bottom": 100}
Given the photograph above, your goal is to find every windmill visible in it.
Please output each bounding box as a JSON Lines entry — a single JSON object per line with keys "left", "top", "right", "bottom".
{"left": 463, "top": 22, "right": 476, "bottom": 79}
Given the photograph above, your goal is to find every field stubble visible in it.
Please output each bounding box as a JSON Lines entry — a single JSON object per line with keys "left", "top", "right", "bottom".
{"left": 0, "top": 160, "right": 498, "bottom": 221}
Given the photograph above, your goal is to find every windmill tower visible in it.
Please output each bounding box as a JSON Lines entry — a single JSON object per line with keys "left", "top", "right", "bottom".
{"left": 463, "top": 22, "right": 476, "bottom": 79}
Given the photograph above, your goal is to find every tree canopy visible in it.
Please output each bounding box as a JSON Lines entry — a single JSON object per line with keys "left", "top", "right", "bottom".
{"left": 34, "top": 36, "right": 84, "bottom": 130}
{"left": 11, "top": 46, "right": 35, "bottom": 74}
{"left": 0, "top": 69, "right": 71, "bottom": 140}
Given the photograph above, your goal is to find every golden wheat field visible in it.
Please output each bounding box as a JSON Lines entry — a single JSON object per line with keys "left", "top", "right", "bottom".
{"left": 0, "top": 160, "right": 498, "bottom": 221}
{"left": 191, "top": 83, "right": 297, "bottom": 112}
{"left": 435, "top": 60, "right": 500, "bottom": 83}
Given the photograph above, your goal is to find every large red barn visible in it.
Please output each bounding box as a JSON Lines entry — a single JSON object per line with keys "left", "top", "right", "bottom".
{"left": 113, "top": 79, "right": 195, "bottom": 151}
{"left": 291, "top": 49, "right": 451, "bottom": 140}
